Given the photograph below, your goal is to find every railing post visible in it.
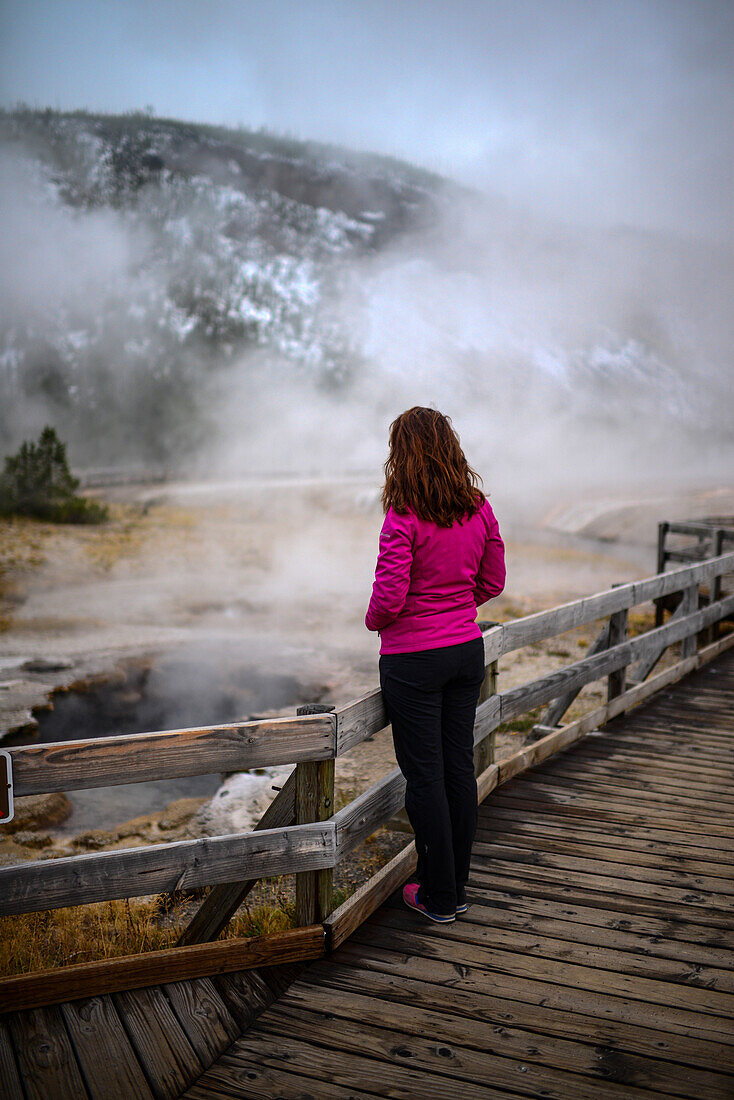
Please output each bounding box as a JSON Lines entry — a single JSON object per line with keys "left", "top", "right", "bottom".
{"left": 474, "top": 621, "right": 499, "bottom": 775}
{"left": 707, "top": 529, "right": 725, "bottom": 644}
{"left": 295, "top": 705, "right": 335, "bottom": 926}
{"left": 607, "top": 607, "right": 628, "bottom": 701}
{"left": 654, "top": 522, "right": 669, "bottom": 627}
{"left": 680, "top": 582, "right": 699, "bottom": 659}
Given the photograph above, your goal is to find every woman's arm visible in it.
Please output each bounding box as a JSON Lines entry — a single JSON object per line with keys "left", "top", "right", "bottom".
{"left": 365, "top": 509, "right": 414, "bottom": 632}
{"left": 473, "top": 504, "right": 506, "bottom": 607}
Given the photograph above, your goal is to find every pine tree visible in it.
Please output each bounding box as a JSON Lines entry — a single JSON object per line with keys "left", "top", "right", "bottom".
{"left": 0, "top": 427, "right": 108, "bottom": 523}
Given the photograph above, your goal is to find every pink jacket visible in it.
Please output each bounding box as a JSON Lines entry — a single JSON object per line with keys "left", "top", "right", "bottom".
{"left": 365, "top": 498, "right": 506, "bottom": 654}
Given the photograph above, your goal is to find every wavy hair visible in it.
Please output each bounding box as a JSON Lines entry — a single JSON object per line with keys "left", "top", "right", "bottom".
{"left": 381, "top": 407, "right": 485, "bottom": 527}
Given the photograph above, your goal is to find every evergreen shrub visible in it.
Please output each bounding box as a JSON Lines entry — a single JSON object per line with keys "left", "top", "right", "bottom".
{"left": 0, "top": 427, "right": 108, "bottom": 524}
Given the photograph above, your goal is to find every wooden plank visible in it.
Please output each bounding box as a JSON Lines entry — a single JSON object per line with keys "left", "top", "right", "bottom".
{"left": 257, "top": 999, "right": 660, "bottom": 1100}
{"left": 9, "top": 714, "right": 335, "bottom": 797}
{"left": 350, "top": 927, "right": 734, "bottom": 1035}
{"left": 476, "top": 761, "right": 500, "bottom": 804}
{"left": 295, "top": 705, "right": 336, "bottom": 926}
{"left": 163, "top": 978, "right": 239, "bottom": 1064}
{"left": 681, "top": 582, "right": 700, "bottom": 659}
{"left": 185, "top": 1052, "right": 380, "bottom": 1099}
{"left": 324, "top": 839, "right": 416, "bottom": 951}
{"left": 0, "top": 926, "right": 325, "bottom": 1013}
{"left": 576, "top": 738, "right": 734, "bottom": 772}
{"left": 470, "top": 837, "right": 734, "bottom": 901}
{"left": 113, "top": 986, "right": 202, "bottom": 1100}
{"left": 336, "top": 938, "right": 734, "bottom": 1063}
{"left": 192, "top": 1029, "right": 512, "bottom": 1100}
{"left": 7, "top": 1005, "right": 88, "bottom": 1100}
{"left": 212, "top": 970, "right": 272, "bottom": 1030}
{"left": 387, "top": 882, "right": 734, "bottom": 969}
{"left": 295, "top": 744, "right": 335, "bottom": 925}
{"left": 499, "top": 772, "right": 734, "bottom": 823}
{"left": 508, "top": 770, "right": 734, "bottom": 815}
{"left": 607, "top": 606, "right": 628, "bottom": 699}
{"left": 473, "top": 692, "right": 502, "bottom": 744}
{"left": 487, "top": 790, "right": 734, "bottom": 842}
{"left": 533, "top": 753, "right": 734, "bottom": 798}
{"left": 335, "top": 689, "right": 386, "bottom": 755}
{"left": 498, "top": 550, "right": 734, "bottom": 656}
{"left": 267, "top": 981, "right": 734, "bottom": 1099}
{"left": 178, "top": 767, "right": 296, "bottom": 946}
{"left": 530, "top": 756, "right": 734, "bottom": 802}
{"left": 0, "top": 1018, "right": 23, "bottom": 1100}
{"left": 473, "top": 820, "right": 734, "bottom": 877}
{"left": 0, "top": 819, "right": 336, "bottom": 916}
{"left": 473, "top": 659, "right": 497, "bottom": 775}
{"left": 332, "top": 766, "right": 406, "bottom": 854}
{"left": 498, "top": 590, "right": 734, "bottom": 723}
{"left": 540, "top": 621, "right": 610, "bottom": 728}
{"left": 479, "top": 800, "right": 734, "bottom": 855}
{"left": 310, "top": 955, "right": 734, "bottom": 1079}
{"left": 60, "top": 995, "right": 154, "bottom": 1099}
{"left": 466, "top": 863, "right": 733, "bottom": 931}
{"left": 630, "top": 592, "right": 686, "bottom": 683}
{"left": 493, "top": 630, "right": 734, "bottom": 789}
{"left": 295, "top": 760, "right": 319, "bottom": 926}
{"left": 372, "top": 903, "right": 734, "bottom": 1001}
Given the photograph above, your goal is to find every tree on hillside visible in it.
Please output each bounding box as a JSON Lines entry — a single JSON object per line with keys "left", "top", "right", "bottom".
{"left": 0, "top": 426, "right": 108, "bottom": 523}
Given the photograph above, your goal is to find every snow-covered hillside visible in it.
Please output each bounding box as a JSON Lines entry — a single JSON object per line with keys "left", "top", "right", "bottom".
{"left": 1, "top": 108, "right": 731, "bottom": 474}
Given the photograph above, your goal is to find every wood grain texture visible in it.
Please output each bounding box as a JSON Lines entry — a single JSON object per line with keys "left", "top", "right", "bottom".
{"left": 258, "top": 996, "right": 683, "bottom": 1100}
{"left": 178, "top": 766, "right": 296, "bottom": 946}
{"left": 332, "top": 766, "right": 406, "bottom": 854}
{"left": 113, "top": 986, "right": 202, "bottom": 1100}
{"left": 541, "top": 621, "right": 610, "bottom": 728}
{"left": 0, "top": 1018, "right": 24, "bottom": 1100}
{"left": 9, "top": 714, "right": 335, "bottom": 797}
{"left": 335, "top": 689, "right": 386, "bottom": 755}
{"left": 324, "top": 840, "right": 417, "bottom": 951}
{"left": 284, "top": 967, "right": 733, "bottom": 1097}
{"left": 60, "top": 996, "right": 154, "bottom": 1099}
{"left": 0, "top": 819, "right": 336, "bottom": 915}
{"left": 0, "top": 926, "right": 325, "bottom": 1013}
{"left": 163, "top": 978, "right": 239, "bottom": 1063}
{"left": 7, "top": 1005, "right": 88, "bottom": 1100}
{"left": 498, "top": 590, "right": 734, "bottom": 723}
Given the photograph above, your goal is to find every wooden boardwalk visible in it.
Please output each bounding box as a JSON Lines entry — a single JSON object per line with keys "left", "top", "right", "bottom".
{"left": 3, "top": 650, "right": 733, "bottom": 1099}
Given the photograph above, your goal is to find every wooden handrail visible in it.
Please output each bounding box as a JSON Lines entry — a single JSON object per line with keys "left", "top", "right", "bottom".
{"left": 1, "top": 549, "right": 732, "bottom": 919}
{"left": 8, "top": 713, "right": 336, "bottom": 797}
{"left": 0, "top": 820, "right": 336, "bottom": 916}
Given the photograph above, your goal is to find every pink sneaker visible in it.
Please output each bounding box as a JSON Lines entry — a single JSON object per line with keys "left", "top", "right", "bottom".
{"left": 403, "top": 882, "right": 456, "bottom": 923}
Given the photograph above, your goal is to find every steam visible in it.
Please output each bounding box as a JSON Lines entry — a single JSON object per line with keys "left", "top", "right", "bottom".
{"left": 1, "top": 117, "right": 732, "bottom": 516}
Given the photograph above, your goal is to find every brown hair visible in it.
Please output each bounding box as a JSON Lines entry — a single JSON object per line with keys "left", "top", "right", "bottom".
{"left": 381, "top": 407, "right": 485, "bottom": 527}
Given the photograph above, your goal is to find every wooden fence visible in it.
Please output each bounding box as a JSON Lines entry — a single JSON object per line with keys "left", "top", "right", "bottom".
{"left": 655, "top": 516, "right": 734, "bottom": 627}
{"left": 1, "top": 547, "right": 733, "bottom": 1012}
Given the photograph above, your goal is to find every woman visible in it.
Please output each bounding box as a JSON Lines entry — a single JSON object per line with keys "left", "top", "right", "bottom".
{"left": 365, "top": 407, "right": 506, "bottom": 923}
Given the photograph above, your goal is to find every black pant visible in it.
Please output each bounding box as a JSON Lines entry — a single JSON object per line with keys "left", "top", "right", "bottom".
{"left": 379, "top": 636, "right": 485, "bottom": 914}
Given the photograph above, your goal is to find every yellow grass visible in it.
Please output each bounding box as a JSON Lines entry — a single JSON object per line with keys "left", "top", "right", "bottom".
{"left": 0, "top": 891, "right": 300, "bottom": 977}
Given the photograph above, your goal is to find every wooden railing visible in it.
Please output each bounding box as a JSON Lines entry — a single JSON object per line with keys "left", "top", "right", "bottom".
{"left": 655, "top": 516, "right": 734, "bottom": 629}
{"left": 1, "top": 547, "right": 733, "bottom": 1011}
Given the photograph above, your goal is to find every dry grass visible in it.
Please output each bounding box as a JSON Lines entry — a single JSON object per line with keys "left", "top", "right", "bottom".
{"left": 0, "top": 824, "right": 394, "bottom": 978}
{"left": 0, "top": 892, "right": 300, "bottom": 977}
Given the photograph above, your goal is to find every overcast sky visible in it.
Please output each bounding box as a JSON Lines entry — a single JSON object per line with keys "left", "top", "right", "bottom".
{"left": 1, "top": 0, "right": 732, "bottom": 242}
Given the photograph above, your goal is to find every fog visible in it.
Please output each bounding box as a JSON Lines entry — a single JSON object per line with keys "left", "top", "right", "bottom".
{"left": 1, "top": 0, "right": 733, "bottom": 509}
{"left": 2, "top": 0, "right": 734, "bottom": 243}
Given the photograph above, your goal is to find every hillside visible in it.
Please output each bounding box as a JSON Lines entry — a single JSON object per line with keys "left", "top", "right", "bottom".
{"left": 0, "top": 108, "right": 448, "bottom": 463}
{"left": 1, "top": 107, "right": 732, "bottom": 477}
